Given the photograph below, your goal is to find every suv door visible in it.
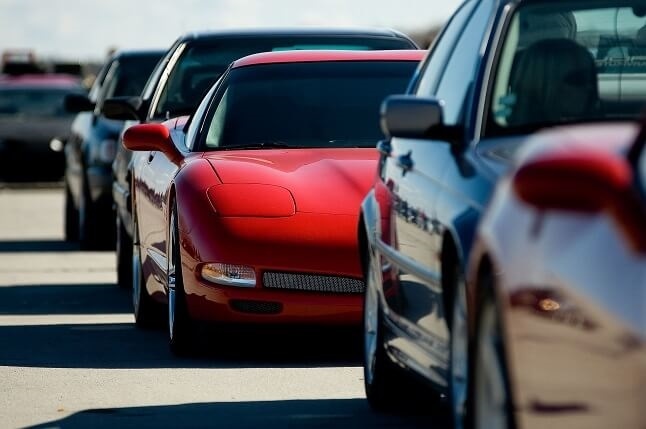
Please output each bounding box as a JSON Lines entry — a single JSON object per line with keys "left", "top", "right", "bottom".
{"left": 378, "top": 0, "right": 493, "bottom": 385}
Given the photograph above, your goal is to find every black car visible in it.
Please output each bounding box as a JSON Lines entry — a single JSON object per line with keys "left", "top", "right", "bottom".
{"left": 63, "top": 49, "right": 164, "bottom": 249}
{"left": 0, "top": 74, "right": 85, "bottom": 181}
{"left": 105, "top": 27, "right": 418, "bottom": 289}
{"left": 358, "top": 0, "right": 645, "bottom": 427}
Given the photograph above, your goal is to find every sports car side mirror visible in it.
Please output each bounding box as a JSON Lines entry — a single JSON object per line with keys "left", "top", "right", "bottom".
{"left": 64, "top": 93, "right": 94, "bottom": 113}
{"left": 513, "top": 151, "right": 646, "bottom": 252}
{"left": 122, "top": 123, "right": 181, "bottom": 161}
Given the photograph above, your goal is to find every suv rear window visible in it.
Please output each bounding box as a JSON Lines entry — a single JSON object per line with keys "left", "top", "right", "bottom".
{"left": 488, "top": 1, "right": 646, "bottom": 135}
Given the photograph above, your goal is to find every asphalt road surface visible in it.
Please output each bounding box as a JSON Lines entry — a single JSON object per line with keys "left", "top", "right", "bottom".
{"left": 0, "top": 185, "right": 449, "bottom": 429}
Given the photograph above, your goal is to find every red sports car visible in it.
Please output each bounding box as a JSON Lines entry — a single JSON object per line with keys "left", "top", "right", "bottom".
{"left": 123, "top": 49, "right": 424, "bottom": 353}
{"left": 467, "top": 119, "right": 646, "bottom": 428}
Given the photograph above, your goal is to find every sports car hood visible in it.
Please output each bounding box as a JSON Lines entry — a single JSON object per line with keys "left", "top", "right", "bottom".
{"left": 204, "top": 148, "right": 379, "bottom": 215}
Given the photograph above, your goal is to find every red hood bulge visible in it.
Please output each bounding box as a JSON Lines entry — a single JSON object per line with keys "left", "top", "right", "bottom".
{"left": 205, "top": 148, "right": 379, "bottom": 216}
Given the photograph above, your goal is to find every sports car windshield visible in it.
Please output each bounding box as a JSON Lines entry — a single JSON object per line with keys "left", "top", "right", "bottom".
{"left": 487, "top": 1, "right": 646, "bottom": 135}
{"left": 202, "top": 60, "right": 418, "bottom": 149}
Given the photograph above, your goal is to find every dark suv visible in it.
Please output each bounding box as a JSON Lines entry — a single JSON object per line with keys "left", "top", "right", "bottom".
{"left": 104, "top": 27, "right": 418, "bottom": 289}
{"left": 63, "top": 49, "right": 163, "bottom": 249}
{"left": 358, "top": 0, "right": 646, "bottom": 428}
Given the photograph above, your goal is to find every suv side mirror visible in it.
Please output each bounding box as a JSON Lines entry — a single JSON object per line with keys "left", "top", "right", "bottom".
{"left": 380, "top": 95, "right": 444, "bottom": 139}
{"left": 64, "top": 93, "right": 95, "bottom": 113}
{"left": 102, "top": 96, "right": 145, "bottom": 121}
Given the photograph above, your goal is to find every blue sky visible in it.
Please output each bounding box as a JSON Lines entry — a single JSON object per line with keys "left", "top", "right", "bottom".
{"left": 0, "top": 0, "right": 463, "bottom": 61}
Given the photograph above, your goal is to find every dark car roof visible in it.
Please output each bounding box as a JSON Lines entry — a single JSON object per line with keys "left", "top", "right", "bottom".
{"left": 176, "top": 27, "right": 417, "bottom": 45}
{"left": 233, "top": 49, "right": 425, "bottom": 68}
{"left": 110, "top": 49, "right": 167, "bottom": 61}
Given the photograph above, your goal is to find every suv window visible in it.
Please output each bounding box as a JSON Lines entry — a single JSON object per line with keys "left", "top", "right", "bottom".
{"left": 414, "top": 0, "right": 477, "bottom": 96}
{"left": 434, "top": 0, "right": 492, "bottom": 126}
{"left": 487, "top": 1, "right": 646, "bottom": 135}
{"left": 105, "top": 56, "right": 162, "bottom": 99}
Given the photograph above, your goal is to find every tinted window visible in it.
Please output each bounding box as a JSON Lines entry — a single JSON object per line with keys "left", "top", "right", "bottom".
{"left": 152, "top": 36, "right": 416, "bottom": 120}
{"left": 434, "top": 0, "right": 491, "bottom": 126}
{"left": 488, "top": 1, "right": 646, "bottom": 135}
{"left": 87, "top": 59, "right": 113, "bottom": 103}
{"left": 105, "top": 55, "right": 162, "bottom": 98}
{"left": 201, "top": 60, "right": 419, "bottom": 150}
{"left": 0, "top": 87, "right": 82, "bottom": 117}
{"left": 141, "top": 46, "right": 177, "bottom": 103}
{"left": 414, "top": 0, "right": 477, "bottom": 96}
{"left": 185, "top": 72, "right": 225, "bottom": 150}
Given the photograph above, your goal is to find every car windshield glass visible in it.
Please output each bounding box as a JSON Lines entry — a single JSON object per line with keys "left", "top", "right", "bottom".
{"left": 153, "top": 36, "right": 414, "bottom": 119}
{"left": 202, "top": 60, "right": 418, "bottom": 150}
{"left": 107, "top": 55, "right": 163, "bottom": 98}
{"left": 0, "top": 87, "right": 82, "bottom": 116}
{"left": 487, "top": 1, "right": 646, "bottom": 135}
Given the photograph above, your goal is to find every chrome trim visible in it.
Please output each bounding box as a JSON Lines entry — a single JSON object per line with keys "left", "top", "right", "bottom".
{"left": 475, "top": 2, "right": 515, "bottom": 141}
{"left": 374, "top": 236, "right": 441, "bottom": 292}
{"left": 202, "top": 275, "right": 256, "bottom": 288}
{"left": 146, "top": 247, "right": 168, "bottom": 286}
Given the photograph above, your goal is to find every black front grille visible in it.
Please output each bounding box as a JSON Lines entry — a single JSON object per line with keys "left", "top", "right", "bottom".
{"left": 230, "top": 299, "right": 283, "bottom": 315}
{"left": 262, "top": 272, "right": 365, "bottom": 294}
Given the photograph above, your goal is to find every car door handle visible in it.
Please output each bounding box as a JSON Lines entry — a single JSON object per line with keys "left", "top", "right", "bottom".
{"left": 396, "top": 151, "right": 414, "bottom": 173}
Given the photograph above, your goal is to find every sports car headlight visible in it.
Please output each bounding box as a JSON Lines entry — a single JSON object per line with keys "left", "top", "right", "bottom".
{"left": 200, "top": 263, "right": 256, "bottom": 287}
{"left": 207, "top": 184, "right": 295, "bottom": 217}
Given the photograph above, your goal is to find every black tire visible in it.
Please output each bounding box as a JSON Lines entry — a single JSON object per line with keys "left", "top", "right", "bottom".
{"left": 449, "top": 264, "right": 469, "bottom": 429}
{"left": 116, "top": 214, "right": 133, "bottom": 289}
{"left": 468, "top": 272, "right": 515, "bottom": 429}
{"left": 64, "top": 182, "right": 79, "bottom": 242}
{"left": 363, "top": 257, "right": 405, "bottom": 411}
{"left": 168, "top": 202, "right": 196, "bottom": 355}
{"left": 78, "top": 176, "right": 97, "bottom": 250}
{"left": 132, "top": 212, "right": 160, "bottom": 328}
{"left": 98, "top": 210, "right": 117, "bottom": 251}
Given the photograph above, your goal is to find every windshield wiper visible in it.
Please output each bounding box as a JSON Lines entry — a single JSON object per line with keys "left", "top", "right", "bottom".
{"left": 327, "top": 139, "right": 379, "bottom": 148}
{"left": 220, "top": 141, "right": 301, "bottom": 150}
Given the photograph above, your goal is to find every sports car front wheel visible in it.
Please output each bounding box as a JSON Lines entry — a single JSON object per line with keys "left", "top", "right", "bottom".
{"left": 132, "top": 212, "right": 159, "bottom": 327}
{"left": 450, "top": 265, "right": 469, "bottom": 429}
{"left": 168, "top": 202, "right": 195, "bottom": 355}
{"left": 64, "top": 181, "right": 79, "bottom": 242}
{"left": 116, "top": 214, "right": 132, "bottom": 289}
{"left": 363, "top": 254, "right": 404, "bottom": 410}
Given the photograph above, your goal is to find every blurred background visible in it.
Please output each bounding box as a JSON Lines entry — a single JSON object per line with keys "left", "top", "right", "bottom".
{"left": 0, "top": 0, "right": 459, "bottom": 184}
{"left": 0, "top": 0, "right": 456, "bottom": 87}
